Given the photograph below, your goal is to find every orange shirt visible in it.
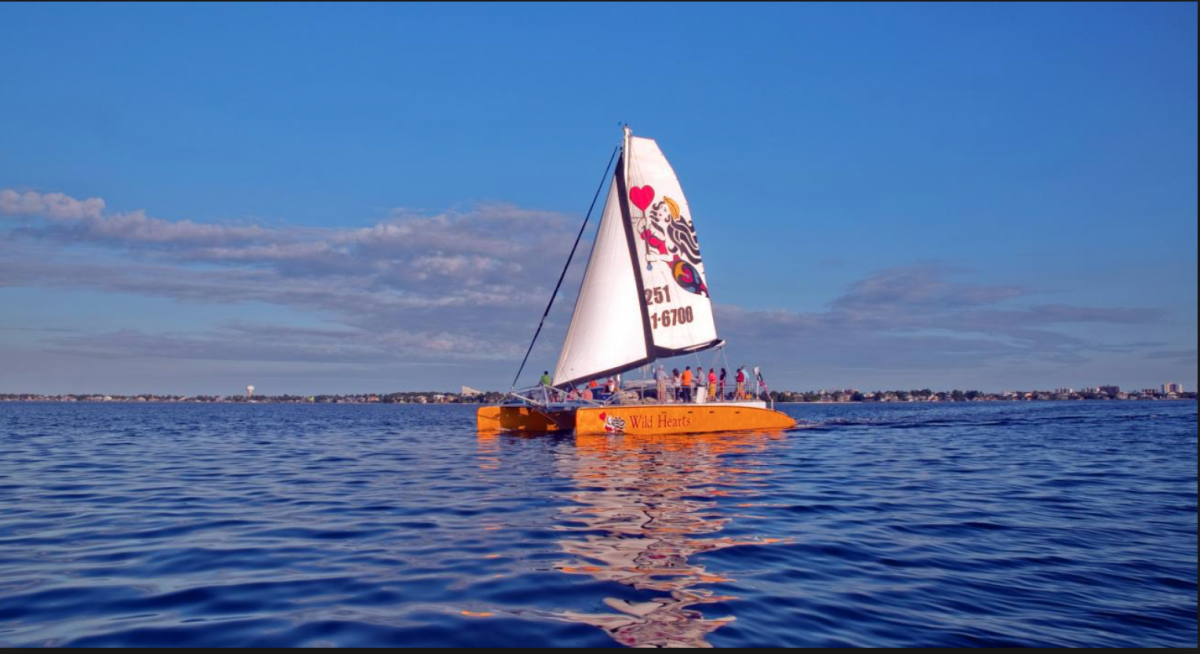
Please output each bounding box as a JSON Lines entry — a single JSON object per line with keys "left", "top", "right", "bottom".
{"left": 681, "top": 369, "right": 693, "bottom": 385}
{"left": 708, "top": 372, "right": 717, "bottom": 384}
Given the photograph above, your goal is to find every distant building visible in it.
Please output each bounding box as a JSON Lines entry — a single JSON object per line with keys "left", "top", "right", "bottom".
{"left": 246, "top": 385, "right": 255, "bottom": 398}
{"left": 1098, "top": 385, "right": 1120, "bottom": 396}
{"left": 460, "top": 386, "right": 483, "bottom": 397}
{"left": 1162, "top": 382, "right": 1184, "bottom": 394}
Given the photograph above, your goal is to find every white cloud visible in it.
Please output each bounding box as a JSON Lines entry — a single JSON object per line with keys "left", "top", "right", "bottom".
{"left": 2, "top": 188, "right": 269, "bottom": 245}
{"left": 1, "top": 189, "right": 105, "bottom": 220}
{"left": 0, "top": 190, "right": 1180, "bottom": 390}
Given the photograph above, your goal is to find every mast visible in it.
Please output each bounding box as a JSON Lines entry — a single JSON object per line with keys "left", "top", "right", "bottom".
{"left": 615, "top": 127, "right": 659, "bottom": 369}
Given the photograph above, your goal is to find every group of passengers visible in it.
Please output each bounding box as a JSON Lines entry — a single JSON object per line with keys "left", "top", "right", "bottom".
{"left": 655, "top": 365, "right": 755, "bottom": 404}
{"left": 539, "top": 372, "right": 617, "bottom": 403}
{"left": 539, "top": 366, "right": 759, "bottom": 405}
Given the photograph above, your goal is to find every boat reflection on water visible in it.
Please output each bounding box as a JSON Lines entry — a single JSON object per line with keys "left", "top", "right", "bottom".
{"left": 552, "top": 430, "right": 788, "bottom": 648}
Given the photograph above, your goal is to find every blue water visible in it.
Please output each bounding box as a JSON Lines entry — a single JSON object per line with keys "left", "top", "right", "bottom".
{"left": 0, "top": 401, "right": 1195, "bottom": 647}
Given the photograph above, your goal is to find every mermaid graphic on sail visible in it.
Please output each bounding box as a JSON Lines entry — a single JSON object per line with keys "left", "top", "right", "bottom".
{"left": 630, "top": 185, "right": 709, "bottom": 297}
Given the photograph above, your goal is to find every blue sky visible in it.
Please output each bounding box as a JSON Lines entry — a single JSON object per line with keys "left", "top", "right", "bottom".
{"left": 1, "top": 2, "right": 1196, "bottom": 394}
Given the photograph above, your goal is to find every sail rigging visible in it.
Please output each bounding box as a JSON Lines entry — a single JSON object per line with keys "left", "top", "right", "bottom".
{"left": 552, "top": 128, "right": 721, "bottom": 387}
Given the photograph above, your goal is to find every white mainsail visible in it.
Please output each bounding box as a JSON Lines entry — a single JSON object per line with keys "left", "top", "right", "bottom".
{"left": 552, "top": 172, "right": 651, "bottom": 386}
{"left": 552, "top": 128, "right": 720, "bottom": 387}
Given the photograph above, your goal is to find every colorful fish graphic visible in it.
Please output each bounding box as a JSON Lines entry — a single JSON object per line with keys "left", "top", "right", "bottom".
{"left": 671, "top": 257, "right": 708, "bottom": 297}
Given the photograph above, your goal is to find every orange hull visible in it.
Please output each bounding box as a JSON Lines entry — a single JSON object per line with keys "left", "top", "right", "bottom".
{"left": 476, "top": 405, "right": 575, "bottom": 432}
{"left": 575, "top": 403, "right": 795, "bottom": 435}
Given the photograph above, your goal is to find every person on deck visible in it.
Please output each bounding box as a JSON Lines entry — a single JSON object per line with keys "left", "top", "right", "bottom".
{"left": 672, "top": 368, "right": 681, "bottom": 402}
{"left": 681, "top": 367, "right": 693, "bottom": 403}
{"left": 595, "top": 378, "right": 611, "bottom": 401}
{"left": 719, "top": 368, "right": 727, "bottom": 401}
{"left": 540, "top": 371, "right": 552, "bottom": 387}
{"left": 736, "top": 367, "right": 746, "bottom": 399}
{"left": 655, "top": 365, "right": 669, "bottom": 404}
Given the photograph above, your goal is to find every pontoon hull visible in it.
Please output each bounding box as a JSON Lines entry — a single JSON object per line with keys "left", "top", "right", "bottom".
{"left": 478, "top": 402, "right": 795, "bottom": 435}
{"left": 476, "top": 405, "right": 576, "bottom": 432}
{"left": 575, "top": 403, "right": 795, "bottom": 435}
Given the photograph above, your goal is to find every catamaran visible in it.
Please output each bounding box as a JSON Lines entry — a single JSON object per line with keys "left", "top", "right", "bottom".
{"left": 477, "top": 127, "right": 795, "bottom": 435}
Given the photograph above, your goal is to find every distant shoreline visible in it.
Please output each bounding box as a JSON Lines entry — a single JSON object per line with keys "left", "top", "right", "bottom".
{"left": 2, "top": 387, "right": 1195, "bottom": 405}
{"left": 775, "top": 398, "right": 1197, "bottom": 404}
{"left": 1, "top": 397, "right": 1194, "bottom": 405}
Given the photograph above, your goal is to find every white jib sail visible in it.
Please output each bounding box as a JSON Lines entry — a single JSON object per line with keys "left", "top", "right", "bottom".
{"left": 625, "top": 133, "right": 719, "bottom": 355}
{"left": 552, "top": 173, "right": 650, "bottom": 386}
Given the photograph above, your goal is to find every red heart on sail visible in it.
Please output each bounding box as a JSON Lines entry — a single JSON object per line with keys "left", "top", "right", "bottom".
{"left": 629, "top": 186, "right": 655, "bottom": 211}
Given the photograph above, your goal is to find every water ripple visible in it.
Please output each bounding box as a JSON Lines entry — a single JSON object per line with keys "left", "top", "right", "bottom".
{"left": 0, "top": 401, "right": 1195, "bottom": 646}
